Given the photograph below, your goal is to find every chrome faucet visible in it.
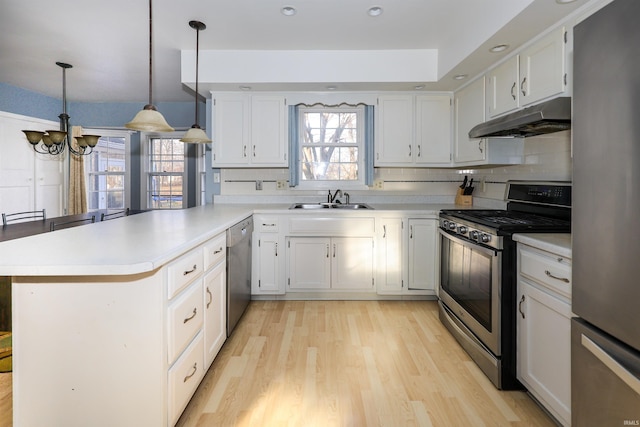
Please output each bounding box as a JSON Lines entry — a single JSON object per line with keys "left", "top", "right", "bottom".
{"left": 328, "top": 189, "right": 342, "bottom": 203}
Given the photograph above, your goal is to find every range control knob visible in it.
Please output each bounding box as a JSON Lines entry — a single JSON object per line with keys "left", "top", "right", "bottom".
{"left": 442, "top": 220, "right": 449, "bottom": 229}
{"left": 480, "top": 234, "right": 491, "bottom": 243}
{"left": 448, "top": 222, "right": 457, "bottom": 231}
{"left": 458, "top": 226, "right": 468, "bottom": 234}
{"left": 470, "top": 231, "right": 479, "bottom": 240}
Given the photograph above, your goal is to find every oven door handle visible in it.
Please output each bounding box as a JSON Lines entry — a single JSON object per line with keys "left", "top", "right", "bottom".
{"left": 438, "top": 228, "right": 499, "bottom": 257}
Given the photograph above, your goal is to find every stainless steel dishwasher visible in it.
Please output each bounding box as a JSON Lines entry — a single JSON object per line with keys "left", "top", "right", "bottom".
{"left": 226, "top": 216, "right": 253, "bottom": 336}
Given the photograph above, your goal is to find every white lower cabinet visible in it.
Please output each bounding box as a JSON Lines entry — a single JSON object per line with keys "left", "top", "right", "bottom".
{"left": 203, "top": 261, "right": 226, "bottom": 367}
{"left": 287, "top": 236, "right": 374, "bottom": 291}
{"left": 168, "top": 331, "right": 205, "bottom": 425}
{"left": 252, "top": 215, "right": 285, "bottom": 295}
{"left": 377, "top": 217, "right": 437, "bottom": 295}
{"left": 517, "top": 243, "right": 572, "bottom": 426}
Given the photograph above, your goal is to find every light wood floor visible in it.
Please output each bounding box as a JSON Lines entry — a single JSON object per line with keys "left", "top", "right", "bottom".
{"left": 0, "top": 372, "right": 11, "bottom": 427}
{"left": 177, "top": 300, "right": 556, "bottom": 427}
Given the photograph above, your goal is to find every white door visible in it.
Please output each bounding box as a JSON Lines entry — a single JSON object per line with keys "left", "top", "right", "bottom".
{"left": 212, "top": 94, "right": 249, "bottom": 166}
{"left": 375, "top": 95, "right": 414, "bottom": 165}
{"left": 407, "top": 219, "right": 437, "bottom": 291}
{"left": 415, "top": 95, "right": 452, "bottom": 165}
{"left": 288, "top": 237, "right": 331, "bottom": 290}
{"left": 377, "top": 218, "right": 404, "bottom": 293}
{"left": 0, "top": 112, "right": 63, "bottom": 217}
{"left": 487, "top": 55, "right": 520, "bottom": 117}
{"left": 251, "top": 96, "right": 287, "bottom": 166}
{"left": 203, "top": 262, "right": 226, "bottom": 367}
{"left": 256, "top": 234, "right": 280, "bottom": 293}
{"left": 331, "top": 237, "right": 374, "bottom": 290}
{"left": 454, "top": 78, "right": 486, "bottom": 164}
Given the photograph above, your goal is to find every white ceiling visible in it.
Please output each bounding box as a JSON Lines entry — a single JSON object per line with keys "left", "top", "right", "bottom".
{"left": 0, "top": 0, "right": 590, "bottom": 103}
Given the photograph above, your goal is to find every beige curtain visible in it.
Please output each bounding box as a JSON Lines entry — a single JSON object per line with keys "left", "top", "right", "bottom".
{"left": 68, "top": 126, "right": 88, "bottom": 214}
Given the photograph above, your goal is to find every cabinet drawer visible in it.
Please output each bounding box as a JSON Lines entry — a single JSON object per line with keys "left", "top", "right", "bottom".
{"left": 520, "top": 248, "right": 571, "bottom": 299}
{"left": 288, "top": 217, "right": 375, "bottom": 236}
{"left": 168, "top": 279, "right": 204, "bottom": 363}
{"left": 168, "top": 331, "right": 205, "bottom": 426}
{"left": 256, "top": 217, "right": 279, "bottom": 232}
{"left": 203, "top": 234, "right": 226, "bottom": 271}
{"left": 167, "top": 249, "right": 204, "bottom": 299}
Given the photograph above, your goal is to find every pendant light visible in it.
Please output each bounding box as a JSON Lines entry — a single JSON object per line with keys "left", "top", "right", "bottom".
{"left": 181, "top": 20, "right": 211, "bottom": 143}
{"left": 125, "top": 0, "right": 174, "bottom": 132}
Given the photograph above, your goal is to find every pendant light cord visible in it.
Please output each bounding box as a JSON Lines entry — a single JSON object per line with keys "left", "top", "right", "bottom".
{"left": 194, "top": 24, "right": 200, "bottom": 126}
{"left": 148, "top": 0, "right": 153, "bottom": 107}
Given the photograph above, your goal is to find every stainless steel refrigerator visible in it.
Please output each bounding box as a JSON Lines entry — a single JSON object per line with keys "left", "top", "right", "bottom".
{"left": 572, "top": 0, "right": 640, "bottom": 425}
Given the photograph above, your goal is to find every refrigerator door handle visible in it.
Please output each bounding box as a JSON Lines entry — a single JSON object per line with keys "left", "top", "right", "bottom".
{"left": 582, "top": 334, "right": 640, "bottom": 395}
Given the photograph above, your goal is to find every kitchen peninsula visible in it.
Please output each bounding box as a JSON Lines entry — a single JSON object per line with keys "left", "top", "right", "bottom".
{"left": 0, "top": 201, "right": 453, "bottom": 426}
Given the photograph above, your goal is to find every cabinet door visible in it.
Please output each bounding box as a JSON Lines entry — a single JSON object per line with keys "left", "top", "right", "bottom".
{"left": 212, "top": 94, "right": 249, "bottom": 166}
{"left": 288, "top": 237, "right": 331, "bottom": 290}
{"left": 375, "top": 95, "right": 414, "bottom": 165}
{"left": 203, "top": 262, "right": 226, "bottom": 367}
{"left": 255, "top": 233, "right": 281, "bottom": 293}
{"left": 517, "top": 280, "right": 572, "bottom": 426}
{"left": 251, "top": 95, "right": 287, "bottom": 166}
{"left": 454, "top": 78, "right": 486, "bottom": 164}
{"left": 487, "top": 55, "right": 520, "bottom": 117}
{"left": 415, "top": 95, "right": 452, "bottom": 165}
{"left": 519, "top": 27, "right": 567, "bottom": 106}
{"left": 377, "top": 218, "right": 404, "bottom": 293}
{"left": 407, "top": 219, "right": 436, "bottom": 291}
{"left": 331, "top": 237, "right": 374, "bottom": 290}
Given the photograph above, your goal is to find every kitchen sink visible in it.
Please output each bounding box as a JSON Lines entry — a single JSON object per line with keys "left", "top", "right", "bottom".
{"left": 289, "top": 202, "right": 373, "bottom": 210}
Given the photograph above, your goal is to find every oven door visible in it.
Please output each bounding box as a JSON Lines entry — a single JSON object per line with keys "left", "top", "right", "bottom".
{"left": 439, "top": 228, "right": 501, "bottom": 356}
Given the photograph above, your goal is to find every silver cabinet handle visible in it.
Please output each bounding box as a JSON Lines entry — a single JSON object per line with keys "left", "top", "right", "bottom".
{"left": 243, "top": 145, "right": 247, "bottom": 157}
{"left": 519, "top": 295, "right": 525, "bottom": 319}
{"left": 410, "top": 225, "right": 413, "bottom": 239}
{"left": 183, "top": 265, "right": 197, "bottom": 276}
{"left": 333, "top": 244, "right": 336, "bottom": 258}
{"left": 183, "top": 308, "right": 197, "bottom": 324}
{"left": 213, "top": 248, "right": 223, "bottom": 254}
{"left": 545, "top": 270, "right": 570, "bottom": 283}
{"left": 478, "top": 141, "right": 484, "bottom": 153}
{"left": 206, "top": 287, "right": 212, "bottom": 309}
{"left": 326, "top": 244, "right": 329, "bottom": 258}
{"left": 183, "top": 363, "right": 197, "bottom": 383}
{"left": 253, "top": 145, "right": 256, "bottom": 157}
{"left": 275, "top": 242, "right": 278, "bottom": 257}
{"left": 383, "top": 225, "right": 387, "bottom": 239}
{"left": 521, "top": 77, "right": 527, "bottom": 96}
{"left": 511, "top": 82, "right": 516, "bottom": 100}
{"left": 408, "top": 144, "right": 412, "bottom": 157}
{"left": 582, "top": 334, "right": 640, "bottom": 395}
{"left": 417, "top": 145, "right": 422, "bottom": 158}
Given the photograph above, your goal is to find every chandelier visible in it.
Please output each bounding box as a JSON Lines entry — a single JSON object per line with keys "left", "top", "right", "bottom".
{"left": 22, "top": 62, "right": 100, "bottom": 156}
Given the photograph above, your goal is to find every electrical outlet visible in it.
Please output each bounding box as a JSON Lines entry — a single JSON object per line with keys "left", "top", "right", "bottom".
{"left": 276, "top": 180, "right": 287, "bottom": 190}
{"left": 213, "top": 172, "right": 220, "bottom": 183}
{"left": 256, "top": 180, "right": 263, "bottom": 190}
{"left": 373, "top": 179, "right": 384, "bottom": 190}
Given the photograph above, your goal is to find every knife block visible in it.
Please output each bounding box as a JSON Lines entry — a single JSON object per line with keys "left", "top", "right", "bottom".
{"left": 455, "top": 188, "right": 473, "bottom": 206}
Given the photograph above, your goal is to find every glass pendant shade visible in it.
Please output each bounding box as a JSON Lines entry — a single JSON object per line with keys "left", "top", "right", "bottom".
{"left": 125, "top": 105, "right": 174, "bottom": 132}
{"left": 82, "top": 135, "right": 101, "bottom": 147}
{"left": 46, "top": 130, "right": 67, "bottom": 144}
{"left": 75, "top": 136, "right": 87, "bottom": 148}
{"left": 181, "top": 126, "right": 211, "bottom": 143}
{"left": 42, "top": 135, "right": 54, "bottom": 146}
{"left": 23, "top": 130, "right": 45, "bottom": 144}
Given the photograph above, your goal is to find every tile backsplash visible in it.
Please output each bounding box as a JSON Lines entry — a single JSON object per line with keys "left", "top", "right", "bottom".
{"left": 215, "top": 130, "right": 571, "bottom": 207}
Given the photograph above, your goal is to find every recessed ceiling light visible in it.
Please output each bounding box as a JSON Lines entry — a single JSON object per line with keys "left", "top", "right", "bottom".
{"left": 239, "top": 86, "right": 252, "bottom": 91}
{"left": 281, "top": 6, "right": 297, "bottom": 16}
{"left": 453, "top": 74, "right": 468, "bottom": 80}
{"left": 368, "top": 6, "right": 383, "bottom": 17}
{"left": 555, "top": 0, "right": 577, "bottom": 3}
{"left": 414, "top": 85, "right": 425, "bottom": 90}
{"left": 489, "top": 44, "right": 509, "bottom": 53}
{"left": 326, "top": 85, "right": 337, "bottom": 91}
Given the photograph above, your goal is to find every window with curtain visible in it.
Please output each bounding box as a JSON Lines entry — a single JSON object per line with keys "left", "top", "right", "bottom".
{"left": 145, "top": 137, "right": 186, "bottom": 209}
{"left": 84, "top": 131, "right": 130, "bottom": 213}
{"left": 296, "top": 105, "right": 365, "bottom": 189}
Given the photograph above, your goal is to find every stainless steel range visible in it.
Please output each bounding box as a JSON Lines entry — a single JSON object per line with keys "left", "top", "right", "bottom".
{"left": 438, "top": 181, "right": 571, "bottom": 390}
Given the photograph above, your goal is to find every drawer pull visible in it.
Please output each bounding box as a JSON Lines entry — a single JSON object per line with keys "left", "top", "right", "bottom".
{"left": 262, "top": 223, "right": 276, "bottom": 227}
{"left": 206, "top": 287, "right": 212, "bottom": 309}
{"left": 545, "top": 270, "right": 570, "bottom": 283}
{"left": 519, "top": 295, "right": 526, "bottom": 319}
{"left": 213, "top": 248, "right": 223, "bottom": 254}
{"left": 183, "top": 265, "right": 197, "bottom": 276}
{"left": 183, "top": 363, "right": 198, "bottom": 383}
{"left": 183, "top": 308, "right": 197, "bottom": 323}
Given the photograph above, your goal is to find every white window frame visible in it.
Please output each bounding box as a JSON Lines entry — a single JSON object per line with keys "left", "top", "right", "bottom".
{"left": 296, "top": 105, "right": 367, "bottom": 190}
{"left": 141, "top": 133, "right": 189, "bottom": 210}
{"left": 83, "top": 128, "right": 132, "bottom": 213}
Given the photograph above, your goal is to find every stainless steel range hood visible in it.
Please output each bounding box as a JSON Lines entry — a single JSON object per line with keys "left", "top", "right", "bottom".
{"left": 469, "top": 97, "right": 571, "bottom": 138}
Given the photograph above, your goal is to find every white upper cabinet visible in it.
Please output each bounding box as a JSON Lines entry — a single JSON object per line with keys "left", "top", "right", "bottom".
{"left": 212, "top": 93, "right": 287, "bottom": 167}
{"left": 376, "top": 94, "right": 451, "bottom": 167}
{"left": 519, "top": 27, "right": 567, "bottom": 106}
{"left": 487, "top": 27, "right": 568, "bottom": 118}
{"left": 454, "top": 77, "right": 486, "bottom": 164}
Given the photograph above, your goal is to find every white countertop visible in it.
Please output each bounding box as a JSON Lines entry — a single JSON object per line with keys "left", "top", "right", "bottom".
{"left": 512, "top": 233, "right": 572, "bottom": 258}
{"left": 0, "top": 202, "right": 460, "bottom": 277}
